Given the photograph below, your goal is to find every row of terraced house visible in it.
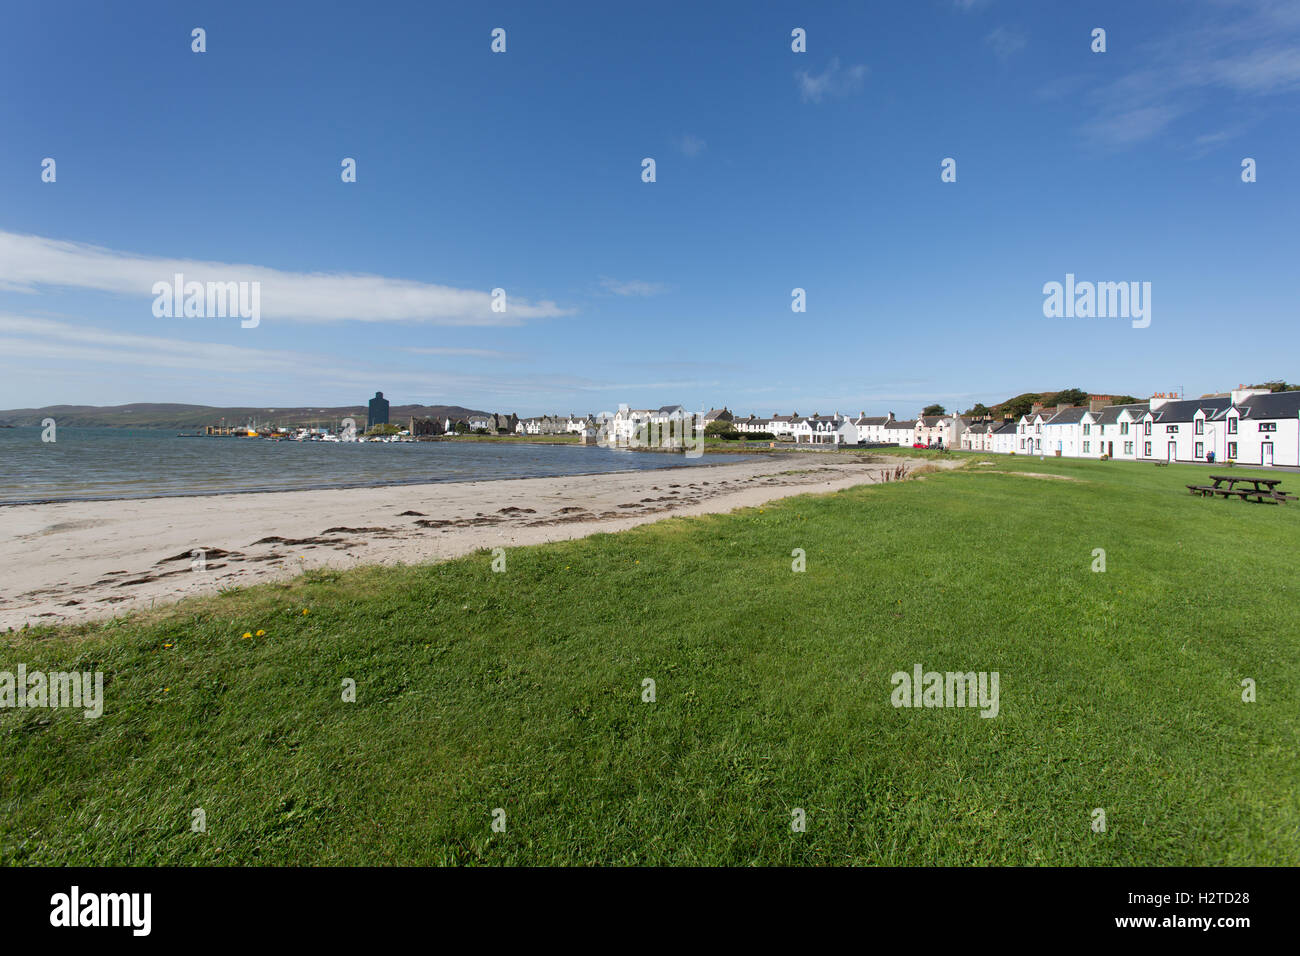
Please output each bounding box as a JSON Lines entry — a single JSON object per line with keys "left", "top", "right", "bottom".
{"left": 601, "top": 389, "right": 1299, "bottom": 467}
{"left": 965, "top": 388, "right": 1300, "bottom": 468}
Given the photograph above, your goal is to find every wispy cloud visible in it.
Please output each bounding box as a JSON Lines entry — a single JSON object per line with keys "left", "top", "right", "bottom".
{"left": 0, "top": 314, "right": 600, "bottom": 409}
{"left": 0, "top": 231, "right": 571, "bottom": 326}
{"left": 1081, "top": 105, "right": 1186, "bottom": 148}
{"left": 401, "top": 347, "right": 521, "bottom": 359}
{"left": 677, "top": 134, "right": 707, "bottom": 157}
{"left": 794, "top": 57, "right": 868, "bottom": 103}
{"left": 985, "top": 26, "right": 1027, "bottom": 60}
{"left": 597, "top": 277, "right": 667, "bottom": 297}
{"left": 1077, "top": 0, "right": 1300, "bottom": 149}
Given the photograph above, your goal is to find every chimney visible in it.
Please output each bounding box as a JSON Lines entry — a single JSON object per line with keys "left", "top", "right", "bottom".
{"left": 1030, "top": 402, "right": 1044, "bottom": 415}
{"left": 1056, "top": 403, "right": 1069, "bottom": 414}
{"left": 1089, "top": 398, "right": 1107, "bottom": 413}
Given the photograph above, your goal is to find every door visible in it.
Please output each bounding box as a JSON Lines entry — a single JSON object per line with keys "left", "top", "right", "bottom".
{"left": 1263, "top": 443, "right": 1274, "bottom": 467}
{"left": 1107, "top": 441, "right": 1113, "bottom": 457}
{"left": 1167, "top": 442, "right": 1176, "bottom": 462}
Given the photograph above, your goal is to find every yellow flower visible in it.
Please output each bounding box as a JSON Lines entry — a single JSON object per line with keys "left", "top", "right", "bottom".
{"left": 242, "top": 632, "right": 252, "bottom": 639}
{"left": 162, "top": 643, "right": 173, "bottom": 648}
{"left": 302, "top": 608, "right": 310, "bottom": 615}
{"left": 256, "top": 629, "right": 266, "bottom": 636}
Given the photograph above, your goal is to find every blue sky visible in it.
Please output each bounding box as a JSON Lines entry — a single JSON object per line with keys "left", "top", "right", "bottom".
{"left": 1, "top": 0, "right": 1297, "bottom": 417}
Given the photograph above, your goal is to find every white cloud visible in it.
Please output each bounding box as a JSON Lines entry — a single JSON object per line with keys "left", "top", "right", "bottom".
{"left": 402, "top": 346, "right": 520, "bottom": 359}
{"left": 985, "top": 26, "right": 1027, "bottom": 60}
{"left": 678, "top": 134, "right": 707, "bottom": 157}
{"left": 0, "top": 231, "right": 571, "bottom": 326}
{"left": 1081, "top": 105, "right": 1186, "bottom": 148}
{"left": 597, "top": 277, "right": 667, "bottom": 297}
{"left": 795, "top": 58, "right": 868, "bottom": 104}
{"left": 1077, "top": 0, "right": 1300, "bottom": 148}
{"left": 0, "top": 314, "right": 667, "bottom": 411}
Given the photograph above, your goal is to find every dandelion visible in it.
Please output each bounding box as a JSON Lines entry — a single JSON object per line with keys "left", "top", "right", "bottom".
{"left": 162, "top": 643, "right": 173, "bottom": 649}
{"left": 302, "top": 608, "right": 310, "bottom": 616}
{"left": 256, "top": 629, "right": 266, "bottom": 636}
{"left": 242, "top": 632, "right": 252, "bottom": 639}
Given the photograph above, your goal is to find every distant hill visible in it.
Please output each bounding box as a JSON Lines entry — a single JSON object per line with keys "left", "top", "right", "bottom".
{"left": 0, "top": 403, "right": 492, "bottom": 429}
{"left": 961, "top": 389, "right": 1140, "bottom": 421}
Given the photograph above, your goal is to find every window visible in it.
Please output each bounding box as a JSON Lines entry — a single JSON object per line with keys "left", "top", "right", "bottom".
{"left": 1124, "top": 441, "right": 1134, "bottom": 455}
{"left": 1228, "top": 417, "right": 1237, "bottom": 434}
{"left": 1228, "top": 442, "right": 1237, "bottom": 459}
{"left": 1144, "top": 422, "right": 1151, "bottom": 435}
{"left": 1035, "top": 425, "right": 1041, "bottom": 434}
{"left": 1083, "top": 441, "right": 1090, "bottom": 453}
{"left": 1083, "top": 424, "right": 1091, "bottom": 435}
{"left": 1167, "top": 425, "right": 1178, "bottom": 433}
{"left": 1144, "top": 442, "right": 1152, "bottom": 456}
{"left": 1121, "top": 422, "right": 1130, "bottom": 435}
{"left": 1195, "top": 442, "right": 1204, "bottom": 458}
{"left": 1195, "top": 419, "right": 1204, "bottom": 435}
{"left": 1260, "top": 422, "right": 1277, "bottom": 432}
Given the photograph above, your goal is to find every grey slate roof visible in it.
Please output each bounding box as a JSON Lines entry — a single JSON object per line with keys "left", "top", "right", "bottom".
{"left": 1044, "top": 406, "right": 1089, "bottom": 425}
{"left": 1224, "top": 390, "right": 1300, "bottom": 420}
{"left": 1093, "top": 403, "right": 1149, "bottom": 425}
{"left": 1150, "top": 397, "right": 1231, "bottom": 423}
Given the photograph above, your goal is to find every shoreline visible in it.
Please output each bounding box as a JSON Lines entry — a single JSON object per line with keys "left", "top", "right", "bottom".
{"left": 0, "top": 454, "right": 764, "bottom": 507}
{"left": 0, "top": 454, "right": 949, "bottom": 631}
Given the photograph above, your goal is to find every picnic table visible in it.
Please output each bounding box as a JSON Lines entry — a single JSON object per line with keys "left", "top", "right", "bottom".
{"left": 1186, "top": 473, "right": 1295, "bottom": 504}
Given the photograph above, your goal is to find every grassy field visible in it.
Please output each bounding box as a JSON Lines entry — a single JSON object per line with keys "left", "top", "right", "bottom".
{"left": 2, "top": 455, "right": 1296, "bottom": 865}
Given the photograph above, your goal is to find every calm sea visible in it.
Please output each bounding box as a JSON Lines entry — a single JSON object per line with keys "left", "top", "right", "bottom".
{"left": 0, "top": 428, "right": 744, "bottom": 505}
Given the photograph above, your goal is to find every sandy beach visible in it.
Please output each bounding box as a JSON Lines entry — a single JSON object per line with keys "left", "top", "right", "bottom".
{"left": 0, "top": 453, "right": 943, "bottom": 630}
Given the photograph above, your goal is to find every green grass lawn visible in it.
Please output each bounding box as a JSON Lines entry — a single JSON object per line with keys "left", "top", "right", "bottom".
{"left": 2, "top": 456, "right": 1296, "bottom": 865}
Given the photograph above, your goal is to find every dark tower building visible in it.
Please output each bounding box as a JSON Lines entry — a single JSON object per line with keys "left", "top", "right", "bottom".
{"left": 368, "top": 391, "right": 390, "bottom": 428}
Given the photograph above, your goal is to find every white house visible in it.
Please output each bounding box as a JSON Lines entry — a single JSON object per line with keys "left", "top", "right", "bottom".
{"left": 793, "top": 414, "right": 854, "bottom": 445}
{"left": 1207, "top": 388, "right": 1300, "bottom": 466}
{"left": 1016, "top": 411, "right": 1047, "bottom": 455}
{"left": 732, "top": 414, "right": 769, "bottom": 435}
{"left": 852, "top": 412, "right": 895, "bottom": 445}
{"left": 990, "top": 421, "right": 1019, "bottom": 454}
{"left": 962, "top": 420, "right": 1001, "bottom": 451}
{"left": 885, "top": 418, "right": 917, "bottom": 446}
{"left": 1139, "top": 396, "right": 1232, "bottom": 462}
{"left": 1041, "top": 406, "right": 1089, "bottom": 458}
{"left": 767, "top": 414, "right": 800, "bottom": 440}
{"left": 1081, "top": 403, "right": 1147, "bottom": 460}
